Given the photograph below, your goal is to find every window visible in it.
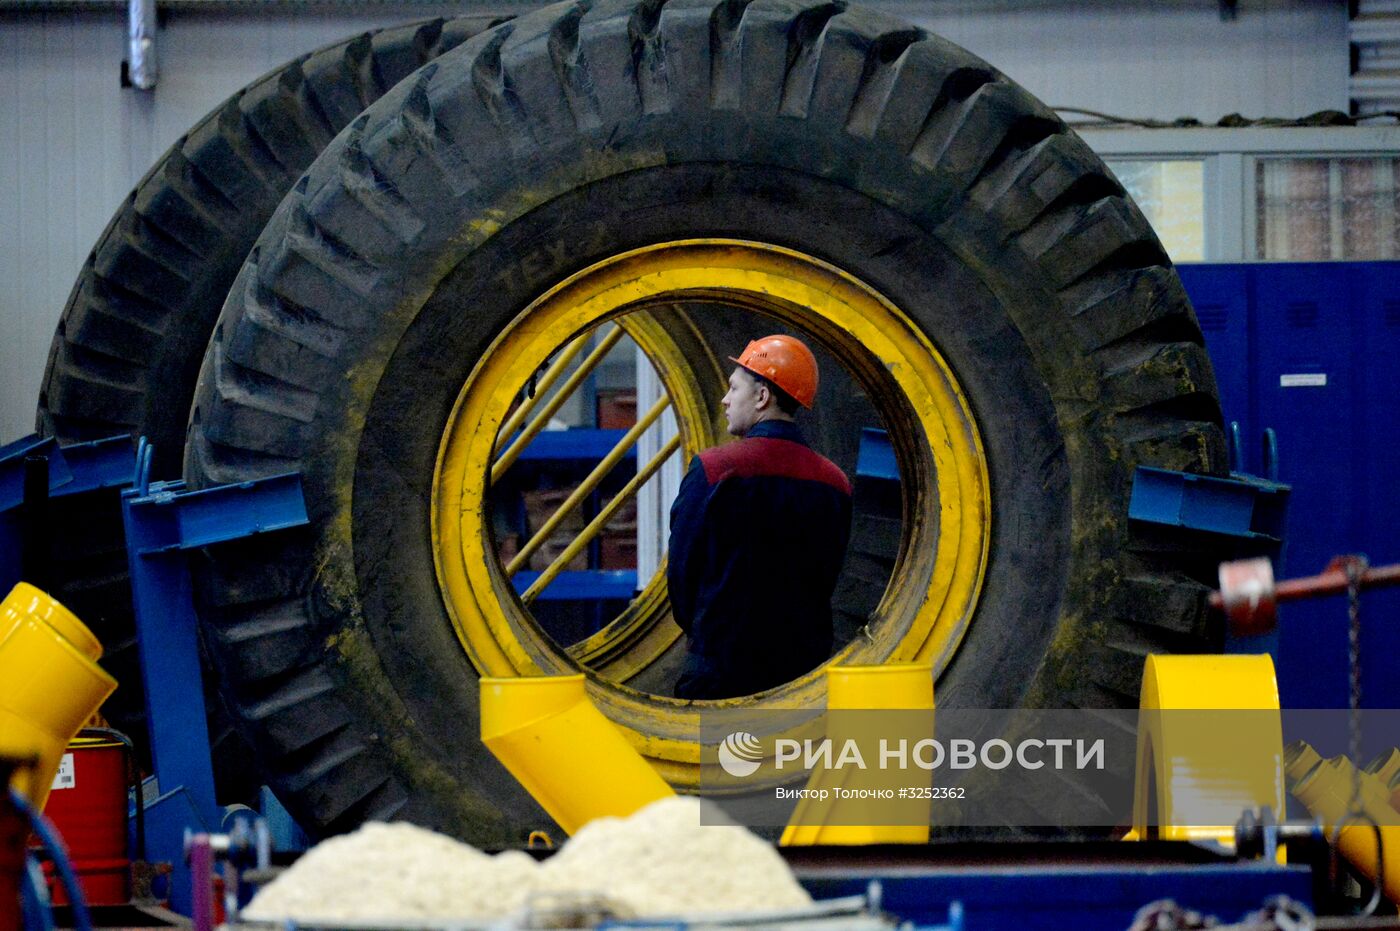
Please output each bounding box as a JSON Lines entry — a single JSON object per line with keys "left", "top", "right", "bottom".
{"left": 1104, "top": 159, "right": 1206, "bottom": 262}
{"left": 1082, "top": 126, "right": 1399, "bottom": 263}
{"left": 1256, "top": 157, "right": 1400, "bottom": 261}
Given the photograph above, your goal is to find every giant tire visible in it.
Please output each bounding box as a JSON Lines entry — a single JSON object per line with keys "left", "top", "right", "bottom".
{"left": 184, "top": 0, "right": 1227, "bottom": 840}
{"left": 32, "top": 16, "right": 507, "bottom": 785}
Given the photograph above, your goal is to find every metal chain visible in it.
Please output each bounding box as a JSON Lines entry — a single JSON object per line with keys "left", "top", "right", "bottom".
{"left": 1335, "top": 555, "right": 1382, "bottom": 918}
{"left": 1345, "top": 555, "right": 1368, "bottom": 816}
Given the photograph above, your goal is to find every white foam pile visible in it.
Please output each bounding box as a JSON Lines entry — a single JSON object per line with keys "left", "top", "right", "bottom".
{"left": 241, "top": 796, "right": 811, "bottom": 924}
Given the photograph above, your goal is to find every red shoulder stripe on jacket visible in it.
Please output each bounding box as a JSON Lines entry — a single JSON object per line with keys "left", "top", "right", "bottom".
{"left": 698, "top": 438, "right": 852, "bottom": 495}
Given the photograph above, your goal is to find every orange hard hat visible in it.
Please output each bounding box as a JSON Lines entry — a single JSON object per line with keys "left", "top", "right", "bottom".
{"left": 730, "top": 335, "right": 819, "bottom": 408}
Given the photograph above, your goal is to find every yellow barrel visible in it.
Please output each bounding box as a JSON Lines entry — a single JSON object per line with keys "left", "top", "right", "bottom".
{"left": 479, "top": 675, "right": 672, "bottom": 836}
{"left": 0, "top": 583, "right": 117, "bottom": 809}
{"left": 782, "top": 664, "right": 934, "bottom": 846}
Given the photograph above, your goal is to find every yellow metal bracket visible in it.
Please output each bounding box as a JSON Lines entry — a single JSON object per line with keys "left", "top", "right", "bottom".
{"left": 480, "top": 674, "right": 674, "bottom": 836}
{"left": 1132, "top": 654, "right": 1283, "bottom": 849}
{"left": 781, "top": 664, "right": 934, "bottom": 847}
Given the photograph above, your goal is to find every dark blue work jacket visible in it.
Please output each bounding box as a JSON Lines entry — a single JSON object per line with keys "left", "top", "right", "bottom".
{"left": 667, "top": 420, "right": 852, "bottom": 700}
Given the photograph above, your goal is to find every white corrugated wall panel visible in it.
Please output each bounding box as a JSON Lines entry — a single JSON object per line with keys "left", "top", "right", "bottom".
{"left": 0, "top": 7, "right": 472, "bottom": 441}
{"left": 889, "top": 1, "right": 1349, "bottom": 125}
{"left": 0, "top": 26, "right": 20, "bottom": 436}
{"left": 0, "top": 1, "right": 1351, "bottom": 441}
{"left": 1352, "top": 0, "right": 1400, "bottom": 115}
{"left": 1, "top": 15, "right": 120, "bottom": 441}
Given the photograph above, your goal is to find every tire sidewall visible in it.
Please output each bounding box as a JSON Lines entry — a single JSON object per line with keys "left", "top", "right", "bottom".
{"left": 339, "top": 159, "right": 1079, "bottom": 813}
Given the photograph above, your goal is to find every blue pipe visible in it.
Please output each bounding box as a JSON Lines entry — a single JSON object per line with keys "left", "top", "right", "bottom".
{"left": 21, "top": 856, "right": 54, "bottom": 931}
{"left": 10, "top": 787, "right": 92, "bottom": 931}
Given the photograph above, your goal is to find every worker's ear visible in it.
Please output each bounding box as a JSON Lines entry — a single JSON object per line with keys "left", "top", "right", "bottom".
{"left": 754, "top": 381, "right": 772, "bottom": 411}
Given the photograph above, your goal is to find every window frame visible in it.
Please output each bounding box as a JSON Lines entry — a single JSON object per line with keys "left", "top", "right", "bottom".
{"left": 1079, "top": 126, "right": 1400, "bottom": 263}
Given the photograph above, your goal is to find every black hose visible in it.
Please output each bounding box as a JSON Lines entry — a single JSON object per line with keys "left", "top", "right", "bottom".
{"left": 77, "top": 727, "right": 145, "bottom": 865}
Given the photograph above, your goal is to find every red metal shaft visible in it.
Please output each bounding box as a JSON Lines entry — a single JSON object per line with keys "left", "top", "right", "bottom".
{"left": 1209, "top": 562, "right": 1400, "bottom": 612}
{"left": 1273, "top": 563, "right": 1400, "bottom": 602}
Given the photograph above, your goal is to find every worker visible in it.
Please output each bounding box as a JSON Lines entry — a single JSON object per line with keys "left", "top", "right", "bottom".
{"left": 667, "top": 335, "right": 852, "bottom": 700}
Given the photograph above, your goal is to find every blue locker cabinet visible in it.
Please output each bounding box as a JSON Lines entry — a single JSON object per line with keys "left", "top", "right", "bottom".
{"left": 1179, "top": 262, "right": 1400, "bottom": 709}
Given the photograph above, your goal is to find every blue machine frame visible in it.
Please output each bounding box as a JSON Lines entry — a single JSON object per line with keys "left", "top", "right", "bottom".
{"left": 119, "top": 440, "right": 309, "bottom": 914}
{"left": 0, "top": 434, "right": 136, "bottom": 595}
{"left": 802, "top": 862, "right": 1311, "bottom": 931}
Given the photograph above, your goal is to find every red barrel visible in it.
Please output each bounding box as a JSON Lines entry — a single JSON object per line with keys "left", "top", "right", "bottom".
{"left": 39, "top": 737, "right": 129, "bottom": 906}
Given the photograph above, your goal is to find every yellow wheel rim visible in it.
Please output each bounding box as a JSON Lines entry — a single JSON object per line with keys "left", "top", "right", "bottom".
{"left": 432, "top": 240, "right": 989, "bottom": 787}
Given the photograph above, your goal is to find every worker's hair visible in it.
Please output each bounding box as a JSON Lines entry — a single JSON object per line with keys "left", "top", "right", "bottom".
{"left": 746, "top": 370, "right": 801, "bottom": 415}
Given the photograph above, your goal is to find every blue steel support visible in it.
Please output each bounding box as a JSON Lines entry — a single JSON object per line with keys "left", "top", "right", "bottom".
{"left": 121, "top": 461, "right": 308, "bottom": 914}
{"left": 46, "top": 436, "right": 138, "bottom": 496}
{"left": 864, "top": 428, "right": 1288, "bottom": 538}
{"left": 0, "top": 434, "right": 135, "bottom": 508}
{"left": 0, "top": 436, "right": 70, "bottom": 509}
{"left": 0, "top": 434, "right": 135, "bottom": 595}
{"left": 1130, "top": 463, "right": 1291, "bottom": 657}
{"left": 1129, "top": 466, "right": 1289, "bottom": 543}
{"left": 855, "top": 428, "right": 898, "bottom": 482}
{"left": 513, "top": 569, "right": 639, "bottom": 601}
{"left": 252, "top": 786, "right": 310, "bottom": 853}
{"left": 512, "top": 428, "right": 637, "bottom": 463}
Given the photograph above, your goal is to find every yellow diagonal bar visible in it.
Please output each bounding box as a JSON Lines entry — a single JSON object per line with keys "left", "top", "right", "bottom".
{"left": 491, "top": 326, "right": 626, "bottom": 485}
{"left": 507, "top": 395, "right": 671, "bottom": 578}
{"left": 521, "top": 433, "right": 681, "bottom": 604}
{"left": 496, "top": 333, "right": 592, "bottom": 447}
